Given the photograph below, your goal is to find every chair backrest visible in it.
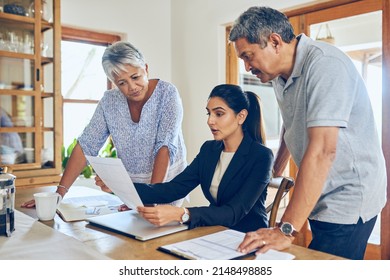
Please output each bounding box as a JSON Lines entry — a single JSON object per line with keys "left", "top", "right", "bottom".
{"left": 266, "top": 176, "right": 294, "bottom": 228}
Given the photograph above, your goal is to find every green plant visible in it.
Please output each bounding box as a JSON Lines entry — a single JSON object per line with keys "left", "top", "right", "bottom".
{"left": 62, "top": 138, "right": 92, "bottom": 178}
{"left": 61, "top": 137, "right": 117, "bottom": 179}
{"left": 99, "top": 136, "right": 117, "bottom": 158}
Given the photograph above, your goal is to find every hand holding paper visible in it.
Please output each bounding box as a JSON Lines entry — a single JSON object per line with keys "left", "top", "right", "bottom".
{"left": 85, "top": 156, "right": 144, "bottom": 209}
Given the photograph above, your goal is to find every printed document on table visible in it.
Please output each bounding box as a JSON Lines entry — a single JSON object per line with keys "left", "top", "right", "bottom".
{"left": 255, "top": 249, "right": 295, "bottom": 260}
{"left": 159, "top": 229, "right": 255, "bottom": 260}
{"left": 85, "top": 156, "right": 144, "bottom": 209}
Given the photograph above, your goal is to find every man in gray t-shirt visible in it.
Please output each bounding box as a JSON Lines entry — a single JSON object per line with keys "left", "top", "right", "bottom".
{"left": 229, "top": 6, "right": 386, "bottom": 259}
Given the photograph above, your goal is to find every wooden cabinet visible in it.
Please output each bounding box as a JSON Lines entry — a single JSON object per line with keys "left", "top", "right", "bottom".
{"left": 0, "top": 0, "right": 62, "bottom": 187}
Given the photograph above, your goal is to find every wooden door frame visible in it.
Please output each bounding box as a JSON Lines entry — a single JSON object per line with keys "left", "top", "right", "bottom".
{"left": 226, "top": 0, "right": 390, "bottom": 259}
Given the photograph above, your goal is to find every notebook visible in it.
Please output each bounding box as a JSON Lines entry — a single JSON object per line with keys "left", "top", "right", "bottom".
{"left": 87, "top": 210, "right": 188, "bottom": 241}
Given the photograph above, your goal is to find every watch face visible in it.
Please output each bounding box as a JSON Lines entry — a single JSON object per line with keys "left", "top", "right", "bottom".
{"left": 182, "top": 213, "right": 189, "bottom": 223}
{"left": 281, "top": 223, "right": 293, "bottom": 235}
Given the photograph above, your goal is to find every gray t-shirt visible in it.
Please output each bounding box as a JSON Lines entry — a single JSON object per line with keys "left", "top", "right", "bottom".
{"left": 272, "top": 34, "right": 386, "bottom": 224}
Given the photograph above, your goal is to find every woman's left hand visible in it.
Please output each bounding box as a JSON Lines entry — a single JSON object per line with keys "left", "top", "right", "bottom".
{"left": 94, "top": 175, "right": 112, "bottom": 193}
{"left": 137, "top": 205, "right": 182, "bottom": 226}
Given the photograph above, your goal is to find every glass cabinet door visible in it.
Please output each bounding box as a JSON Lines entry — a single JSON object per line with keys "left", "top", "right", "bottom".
{"left": 0, "top": 0, "right": 61, "bottom": 185}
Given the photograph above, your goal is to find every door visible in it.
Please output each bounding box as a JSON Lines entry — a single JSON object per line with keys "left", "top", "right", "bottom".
{"left": 226, "top": 0, "right": 390, "bottom": 259}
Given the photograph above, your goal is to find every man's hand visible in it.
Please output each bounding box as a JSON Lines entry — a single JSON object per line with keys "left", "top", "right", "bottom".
{"left": 237, "top": 227, "right": 294, "bottom": 255}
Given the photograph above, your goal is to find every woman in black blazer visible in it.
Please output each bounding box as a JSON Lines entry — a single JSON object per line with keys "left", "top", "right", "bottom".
{"left": 101, "top": 84, "right": 274, "bottom": 232}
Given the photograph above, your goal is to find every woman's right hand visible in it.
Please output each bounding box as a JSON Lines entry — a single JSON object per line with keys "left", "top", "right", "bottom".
{"left": 94, "top": 176, "right": 130, "bottom": 211}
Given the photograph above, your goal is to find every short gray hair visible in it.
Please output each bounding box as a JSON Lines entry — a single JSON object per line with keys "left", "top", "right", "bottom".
{"left": 229, "top": 6, "right": 295, "bottom": 48}
{"left": 102, "top": 41, "right": 146, "bottom": 81}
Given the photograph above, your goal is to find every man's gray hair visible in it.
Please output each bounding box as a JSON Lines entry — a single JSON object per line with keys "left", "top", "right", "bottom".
{"left": 229, "top": 6, "right": 295, "bottom": 48}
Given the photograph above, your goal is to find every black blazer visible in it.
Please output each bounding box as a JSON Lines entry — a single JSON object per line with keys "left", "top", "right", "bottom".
{"left": 134, "top": 133, "right": 274, "bottom": 232}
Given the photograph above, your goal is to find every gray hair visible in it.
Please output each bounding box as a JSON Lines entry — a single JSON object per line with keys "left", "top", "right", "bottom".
{"left": 229, "top": 6, "right": 295, "bottom": 48}
{"left": 102, "top": 41, "right": 146, "bottom": 81}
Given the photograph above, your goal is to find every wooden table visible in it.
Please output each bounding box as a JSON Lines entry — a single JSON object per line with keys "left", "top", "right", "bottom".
{"left": 14, "top": 185, "right": 344, "bottom": 260}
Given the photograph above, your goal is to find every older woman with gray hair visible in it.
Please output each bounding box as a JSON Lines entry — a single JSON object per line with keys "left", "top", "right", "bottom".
{"left": 22, "top": 41, "right": 187, "bottom": 208}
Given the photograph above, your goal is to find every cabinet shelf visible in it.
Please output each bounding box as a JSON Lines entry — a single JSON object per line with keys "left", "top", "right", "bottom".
{"left": 0, "top": 89, "right": 35, "bottom": 96}
{"left": 41, "top": 21, "right": 54, "bottom": 32}
{"left": 41, "top": 92, "right": 54, "bottom": 97}
{"left": 0, "top": 50, "right": 35, "bottom": 60}
{"left": 0, "top": 13, "right": 35, "bottom": 26}
{"left": 0, "top": 51, "right": 54, "bottom": 64}
{"left": 0, "top": 9, "right": 53, "bottom": 32}
{"left": 0, "top": 126, "right": 35, "bottom": 133}
{"left": 41, "top": 56, "right": 53, "bottom": 64}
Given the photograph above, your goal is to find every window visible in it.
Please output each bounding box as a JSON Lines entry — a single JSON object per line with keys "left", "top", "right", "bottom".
{"left": 61, "top": 27, "right": 120, "bottom": 148}
{"left": 238, "top": 61, "right": 282, "bottom": 153}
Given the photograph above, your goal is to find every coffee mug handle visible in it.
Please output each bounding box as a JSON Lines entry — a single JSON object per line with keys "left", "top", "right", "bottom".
{"left": 55, "top": 193, "right": 62, "bottom": 206}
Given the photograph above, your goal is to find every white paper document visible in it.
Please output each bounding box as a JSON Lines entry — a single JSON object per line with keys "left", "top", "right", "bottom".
{"left": 85, "top": 156, "right": 144, "bottom": 209}
{"left": 159, "top": 229, "right": 254, "bottom": 260}
{"left": 255, "top": 249, "right": 295, "bottom": 260}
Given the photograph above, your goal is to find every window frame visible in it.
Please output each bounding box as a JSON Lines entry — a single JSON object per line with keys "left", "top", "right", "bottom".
{"left": 61, "top": 26, "right": 121, "bottom": 104}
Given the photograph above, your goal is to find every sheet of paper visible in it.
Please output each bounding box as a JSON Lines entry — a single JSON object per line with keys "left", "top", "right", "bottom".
{"left": 160, "top": 229, "right": 253, "bottom": 260}
{"left": 85, "top": 156, "right": 144, "bottom": 209}
{"left": 255, "top": 249, "right": 295, "bottom": 260}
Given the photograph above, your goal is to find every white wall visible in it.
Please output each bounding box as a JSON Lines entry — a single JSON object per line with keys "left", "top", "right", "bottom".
{"left": 61, "top": 0, "right": 317, "bottom": 206}
{"left": 170, "top": 0, "right": 316, "bottom": 205}
{"left": 171, "top": 0, "right": 314, "bottom": 161}
{"left": 61, "top": 0, "right": 172, "bottom": 81}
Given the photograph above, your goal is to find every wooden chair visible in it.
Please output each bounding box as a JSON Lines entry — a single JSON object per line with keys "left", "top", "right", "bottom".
{"left": 266, "top": 176, "right": 295, "bottom": 227}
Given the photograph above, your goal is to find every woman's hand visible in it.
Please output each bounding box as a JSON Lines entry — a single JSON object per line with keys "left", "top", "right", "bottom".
{"left": 118, "top": 204, "right": 131, "bottom": 211}
{"left": 137, "top": 205, "right": 182, "bottom": 226}
{"left": 94, "top": 175, "right": 131, "bottom": 211}
{"left": 94, "top": 175, "right": 112, "bottom": 193}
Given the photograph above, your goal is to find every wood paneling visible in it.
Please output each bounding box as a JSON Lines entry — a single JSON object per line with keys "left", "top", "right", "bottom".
{"left": 225, "top": 26, "right": 238, "bottom": 85}
{"left": 381, "top": 0, "right": 390, "bottom": 261}
{"left": 304, "top": 0, "right": 381, "bottom": 25}
{"left": 62, "top": 27, "right": 120, "bottom": 46}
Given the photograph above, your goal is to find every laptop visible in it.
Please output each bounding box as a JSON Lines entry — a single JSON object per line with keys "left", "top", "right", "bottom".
{"left": 87, "top": 210, "right": 188, "bottom": 241}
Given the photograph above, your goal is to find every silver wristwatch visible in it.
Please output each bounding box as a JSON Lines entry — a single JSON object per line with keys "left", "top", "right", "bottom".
{"left": 180, "top": 207, "right": 190, "bottom": 224}
{"left": 278, "top": 221, "right": 299, "bottom": 237}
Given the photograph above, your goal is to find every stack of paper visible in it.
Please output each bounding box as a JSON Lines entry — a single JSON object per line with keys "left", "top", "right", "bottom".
{"left": 159, "top": 229, "right": 296, "bottom": 260}
{"left": 159, "top": 229, "right": 254, "bottom": 260}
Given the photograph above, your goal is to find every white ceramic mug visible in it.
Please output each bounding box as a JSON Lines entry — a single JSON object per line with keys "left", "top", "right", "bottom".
{"left": 33, "top": 192, "right": 62, "bottom": 221}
